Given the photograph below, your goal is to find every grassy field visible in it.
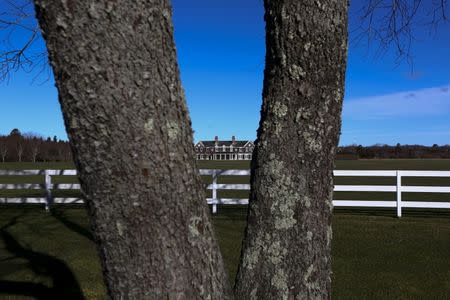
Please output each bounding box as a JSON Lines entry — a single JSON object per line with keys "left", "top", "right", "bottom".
{"left": 0, "top": 162, "right": 75, "bottom": 170}
{"left": 197, "top": 158, "right": 450, "bottom": 170}
{"left": 0, "top": 206, "right": 448, "bottom": 299}
{"left": 0, "top": 160, "right": 449, "bottom": 298}
{"left": 2, "top": 158, "right": 450, "bottom": 170}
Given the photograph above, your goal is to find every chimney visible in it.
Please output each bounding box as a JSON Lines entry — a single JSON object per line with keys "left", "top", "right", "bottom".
{"left": 214, "top": 136, "right": 219, "bottom": 146}
{"left": 232, "top": 135, "right": 236, "bottom": 145}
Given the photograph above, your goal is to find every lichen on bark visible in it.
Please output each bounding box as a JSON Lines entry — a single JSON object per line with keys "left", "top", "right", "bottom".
{"left": 33, "top": 0, "right": 233, "bottom": 298}
{"left": 235, "top": 0, "right": 348, "bottom": 299}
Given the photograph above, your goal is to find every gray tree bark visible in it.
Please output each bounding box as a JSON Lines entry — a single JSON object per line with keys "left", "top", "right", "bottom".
{"left": 33, "top": 1, "right": 232, "bottom": 299}
{"left": 235, "top": 1, "right": 348, "bottom": 299}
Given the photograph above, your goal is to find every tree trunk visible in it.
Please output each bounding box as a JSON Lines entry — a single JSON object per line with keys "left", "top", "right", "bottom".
{"left": 32, "top": 150, "right": 38, "bottom": 163}
{"left": 235, "top": 1, "right": 348, "bottom": 299}
{"left": 34, "top": 1, "right": 232, "bottom": 299}
{"left": 0, "top": 143, "right": 6, "bottom": 163}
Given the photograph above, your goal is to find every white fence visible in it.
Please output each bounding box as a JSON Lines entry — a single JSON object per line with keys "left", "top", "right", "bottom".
{"left": 1, "top": 169, "right": 450, "bottom": 217}
{"left": 0, "top": 169, "right": 82, "bottom": 210}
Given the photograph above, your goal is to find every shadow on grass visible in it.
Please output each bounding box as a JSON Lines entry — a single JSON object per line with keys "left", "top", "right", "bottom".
{"left": 333, "top": 207, "right": 450, "bottom": 218}
{"left": 51, "top": 209, "right": 94, "bottom": 242}
{"left": 210, "top": 205, "right": 450, "bottom": 219}
{"left": 0, "top": 216, "right": 85, "bottom": 300}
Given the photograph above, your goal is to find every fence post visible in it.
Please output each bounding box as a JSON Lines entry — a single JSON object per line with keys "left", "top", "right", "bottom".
{"left": 396, "top": 170, "right": 402, "bottom": 217}
{"left": 44, "top": 170, "right": 52, "bottom": 211}
{"left": 212, "top": 169, "right": 218, "bottom": 214}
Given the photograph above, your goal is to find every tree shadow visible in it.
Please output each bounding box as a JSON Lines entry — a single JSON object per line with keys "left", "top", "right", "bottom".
{"left": 51, "top": 209, "right": 94, "bottom": 242}
{"left": 0, "top": 216, "right": 85, "bottom": 299}
{"left": 333, "top": 207, "right": 397, "bottom": 218}
{"left": 333, "top": 207, "right": 450, "bottom": 218}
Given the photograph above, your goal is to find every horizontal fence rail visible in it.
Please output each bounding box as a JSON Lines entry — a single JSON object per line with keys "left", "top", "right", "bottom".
{"left": 1, "top": 169, "right": 450, "bottom": 216}
{"left": 333, "top": 170, "right": 450, "bottom": 217}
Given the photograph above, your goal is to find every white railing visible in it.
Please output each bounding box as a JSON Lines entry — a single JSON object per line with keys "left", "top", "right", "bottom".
{"left": 0, "top": 169, "right": 82, "bottom": 210}
{"left": 333, "top": 170, "right": 450, "bottom": 217}
{"left": 1, "top": 169, "right": 450, "bottom": 217}
{"left": 200, "top": 169, "right": 251, "bottom": 213}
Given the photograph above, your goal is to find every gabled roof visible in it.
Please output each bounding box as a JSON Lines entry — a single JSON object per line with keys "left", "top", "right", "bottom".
{"left": 242, "top": 141, "right": 254, "bottom": 148}
{"left": 196, "top": 140, "right": 254, "bottom": 147}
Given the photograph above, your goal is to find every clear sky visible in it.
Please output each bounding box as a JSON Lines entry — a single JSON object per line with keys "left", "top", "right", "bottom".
{"left": 0, "top": 0, "right": 449, "bottom": 146}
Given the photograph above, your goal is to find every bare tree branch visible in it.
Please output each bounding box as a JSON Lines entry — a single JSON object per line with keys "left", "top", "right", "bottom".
{"left": 1, "top": 0, "right": 449, "bottom": 82}
{"left": 351, "top": 0, "right": 449, "bottom": 66}
{"left": 23, "top": 132, "right": 42, "bottom": 162}
{"left": 16, "top": 139, "right": 23, "bottom": 162}
{"left": 0, "top": 0, "right": 48, "bottom": 82}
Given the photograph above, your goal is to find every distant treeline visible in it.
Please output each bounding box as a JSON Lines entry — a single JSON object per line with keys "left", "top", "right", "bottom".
{"left": 2, "top": 128, "right": 449, "bottom": 162}
{"left": 0, "top": 129, "right": 71, "bottom": 162}
{"left": 337, "top": 144, "right": 450, "bottom": 160}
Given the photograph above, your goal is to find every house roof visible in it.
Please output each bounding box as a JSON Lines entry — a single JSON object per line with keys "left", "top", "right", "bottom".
{"left": 196, "top": 140, "right": 254, "bottom": 147}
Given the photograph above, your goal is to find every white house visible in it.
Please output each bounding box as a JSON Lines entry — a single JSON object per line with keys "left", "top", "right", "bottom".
{"left": 194, "top": 136, "right": 255, "bottom": 160}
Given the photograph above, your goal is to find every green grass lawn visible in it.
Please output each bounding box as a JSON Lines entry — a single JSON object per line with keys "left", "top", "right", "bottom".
{"left": 197, "top": 158, "right": 450, "bottom": 171}
{"left": 2, "top": 158, "right": 450, "bottom": 171}
{"left": 0, "top": 206, "right": 448, "bottom": 299}
{"left": 0, "top": 160, "right": 449, "bottom": 297}
{"left": 0, "top": 162, "right": 75, "bottom": 170}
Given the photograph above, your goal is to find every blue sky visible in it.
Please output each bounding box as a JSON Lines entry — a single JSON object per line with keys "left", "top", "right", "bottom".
{"left": 0, "top": 0, "right": 449, "bottom": 145}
